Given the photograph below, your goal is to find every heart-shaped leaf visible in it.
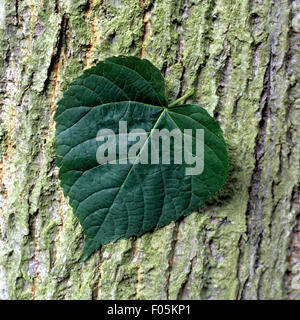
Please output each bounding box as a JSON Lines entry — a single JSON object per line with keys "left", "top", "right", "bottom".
{"left": 54, "top": 56, "right": 228, "bottom": 261}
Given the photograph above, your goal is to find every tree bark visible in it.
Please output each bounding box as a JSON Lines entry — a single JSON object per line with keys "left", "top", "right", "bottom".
{"left": 0, "top": 0, "right": 299, "bottom": 300}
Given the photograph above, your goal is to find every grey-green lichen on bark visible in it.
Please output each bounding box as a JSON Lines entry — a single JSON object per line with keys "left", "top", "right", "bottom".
{"left": 0, "top": 0, "right": 299, "bottom": 300}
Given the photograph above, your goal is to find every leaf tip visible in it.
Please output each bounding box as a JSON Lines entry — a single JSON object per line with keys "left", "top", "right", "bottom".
{"left": 80, "top": 253, "right": 89, "bottom": 263}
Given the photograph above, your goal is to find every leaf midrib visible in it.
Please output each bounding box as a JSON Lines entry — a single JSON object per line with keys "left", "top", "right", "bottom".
{"left": 110, "top": 109, "right": 166, "bottom": 198}
{"left": 89, "top": 108, "right": 168, "bottom": 250}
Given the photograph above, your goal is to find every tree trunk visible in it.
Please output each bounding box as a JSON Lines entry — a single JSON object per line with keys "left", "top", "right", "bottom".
{"left": 0, "top": 0, "right": 299, "bottom": 300}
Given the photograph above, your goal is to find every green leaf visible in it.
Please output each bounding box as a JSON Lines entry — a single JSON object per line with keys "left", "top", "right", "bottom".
{"left": 54, "top": 56, "right": 228, "bottom": 262}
